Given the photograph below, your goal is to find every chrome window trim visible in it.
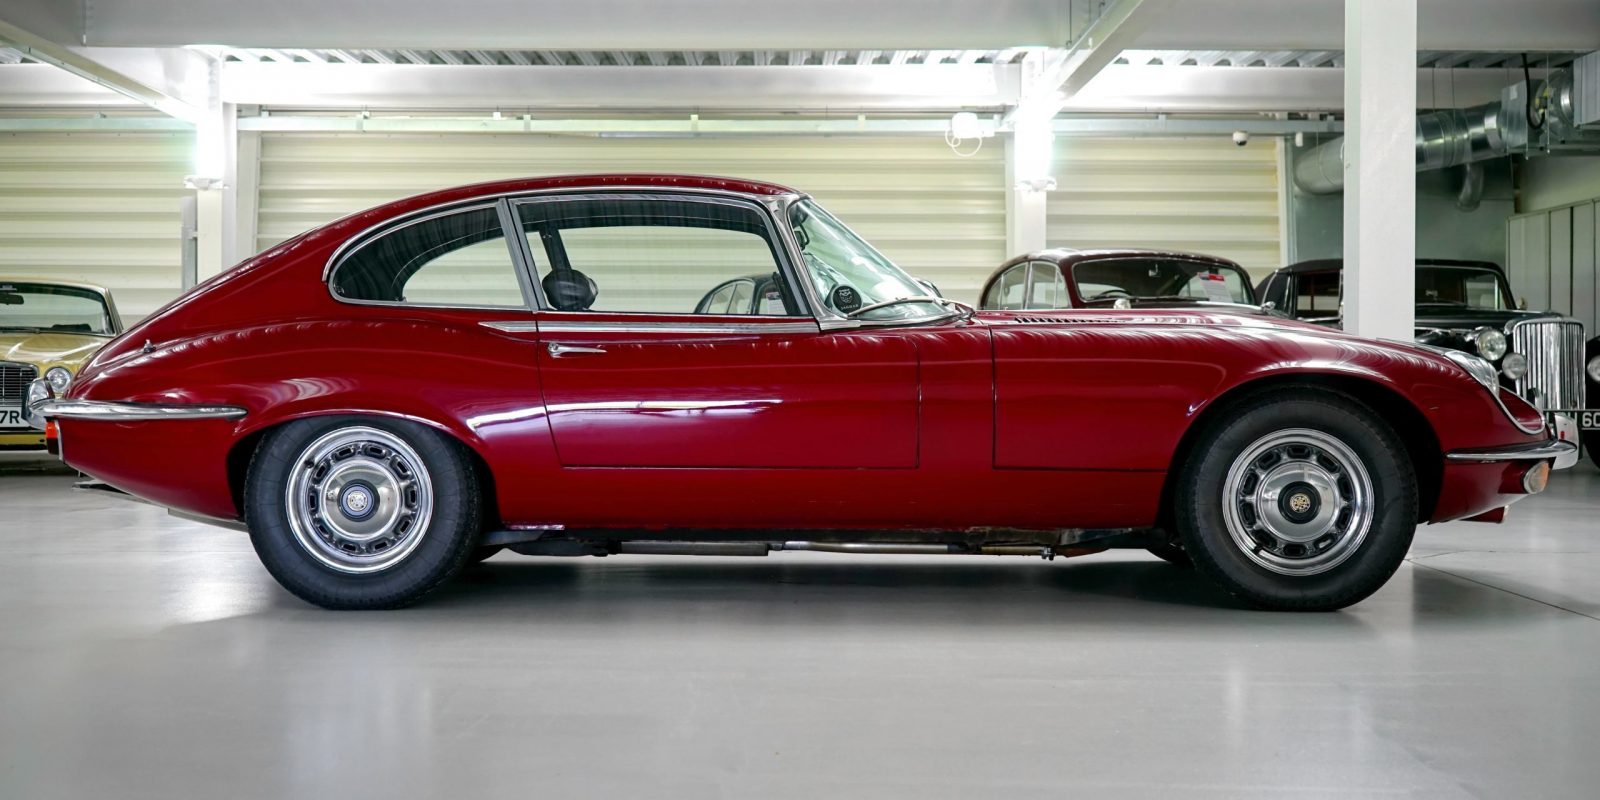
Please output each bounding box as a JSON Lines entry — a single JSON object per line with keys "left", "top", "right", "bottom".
{"left": 31, "top": 399, "right": 247, "bottom": 422}
{"left": 510, "top": 190, "right": 816, "bottom": 321}
{"left": 776, "top": 195, "right": 960, "bottom": 329}
{"left": 324, "top": 185, "right": 796, "bottom": 281}
{"left": 481, "top": 319, "right": 822, "bottom": 335}
{"left": 326, "top": 201, "right": 533, "bottom": 312}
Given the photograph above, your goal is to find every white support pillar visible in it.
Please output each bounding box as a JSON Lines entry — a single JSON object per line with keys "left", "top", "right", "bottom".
{"left": 1005, "top": 131, "right": 1050, "bottom": 256}
{"left": 1342, "top": 0, "right": 1416, "bottom": 340}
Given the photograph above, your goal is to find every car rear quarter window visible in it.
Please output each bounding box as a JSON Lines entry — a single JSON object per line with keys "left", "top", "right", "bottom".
{"left": 1296, "top": 270, "right": 1341, "bottom": 317}
{"left": 331, "top": 205, "right": 526, "bottom": 309}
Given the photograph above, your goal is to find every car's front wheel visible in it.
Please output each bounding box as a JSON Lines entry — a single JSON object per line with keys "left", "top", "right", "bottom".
{"left": 244, "top": 417, "right": 481, "bottom": 609}
{"left": 1173, "top": 389, "right": 1417, "bottom": 611}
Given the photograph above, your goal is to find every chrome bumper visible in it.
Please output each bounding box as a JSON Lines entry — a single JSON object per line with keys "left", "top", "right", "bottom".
{"left": 26, "top": 378, "right": 246, "bottom": 429}
{"left": 1446, "top": 438, "right": 1578, "bottom": 463}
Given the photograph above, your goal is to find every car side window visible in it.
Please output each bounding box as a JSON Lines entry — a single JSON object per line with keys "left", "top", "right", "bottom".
{"left": 696, "top": 279, "right": 756, "bottom": 315}
{"left": 331, "top": 205, "right": 526, "bottom": 308}
{"left": 1296, "top": 271, "right": 1341, "bottom": 317}
{"left": 1025, "top": 262, "right": 1066, "bottom": 309}
{"left": 517, "top": 196, "right": 801, "bottom": 316}
{"left": 986, "top": 264, "right": 1029, "bottom": 310}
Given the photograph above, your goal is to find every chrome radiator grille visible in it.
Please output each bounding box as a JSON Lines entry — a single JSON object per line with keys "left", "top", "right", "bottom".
{"left": 1509, "top": 318, "right": 1586, "bottom": 412}
{"left": 0, "top": 362, "right": 39, "bottom": 403}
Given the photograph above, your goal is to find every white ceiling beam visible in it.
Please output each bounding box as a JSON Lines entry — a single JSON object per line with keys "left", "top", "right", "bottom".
{"left": 72, "top": 0, "right": 1600, "bottom": 51}
{"left": 0, "top": 62, "right": 144, "bottom": 106}
{"left": 219, "top": 62, "right": 1022, "bottom": 111}
{"left": 0, "top": 13, "right": 212, "bottom": 120}
{"left": 77, "top": 0, "right": 1073, "bottom": 50}
{"left": 1045, "top": 0, "right": 1175, "bottom": 99}
{"left": 204, "top": 60, "right": 1531, "bottom": 115}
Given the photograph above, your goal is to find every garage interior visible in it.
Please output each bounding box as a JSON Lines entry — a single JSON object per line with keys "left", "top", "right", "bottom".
{"left": 3, "top": 0, "right": 1600, "bottom": 796}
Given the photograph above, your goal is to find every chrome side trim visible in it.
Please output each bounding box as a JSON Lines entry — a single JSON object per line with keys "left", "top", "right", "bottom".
{"left": 480, "top": 320, "right": 539, "bottom": 333}
{"left": 1445, "top": 439, "right": 1577, "bottom": 462}
{"left": 540, "top": 320, "right": 822, "bottom": 335}
{"left": 32, "top": 399, "right": 248, "bottom": 422}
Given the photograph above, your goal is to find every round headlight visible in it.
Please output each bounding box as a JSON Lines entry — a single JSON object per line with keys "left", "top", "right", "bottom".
{"left": 1501, "top": 352, "right": 1529, "bottom": 381}
{"left": 44, "top": 366, "right": 72, "bottom": 393}
{"left": 1471, "top": 327, "right": 1508, "bottom": 361}
{"left": 1588, "top": 354, "right": 1600, "bottom": 384}
{"left": 1444, "top": 350, "right": 1500, "bottom": 392}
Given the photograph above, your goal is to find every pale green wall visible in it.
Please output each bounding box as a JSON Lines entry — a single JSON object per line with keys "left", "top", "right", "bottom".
{"left": 1522, "top": 156, "right": 1600, "bottom": 212}
{"left": 1286, "top": 140, "right": 1517, "bottom": 267}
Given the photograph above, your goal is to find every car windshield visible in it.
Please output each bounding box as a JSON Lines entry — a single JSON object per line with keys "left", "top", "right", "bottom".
{"left": 0, "top": 282, "right": 115, "bottom": 335}
{"left": 1415, "top": 266, "right": 1512, "bottom": 310}
{"left": 787, "top": 200, "right": 948, "bottom": 322}
{"left": 1070, "top": 258, "right": 1253, "bottom": 304}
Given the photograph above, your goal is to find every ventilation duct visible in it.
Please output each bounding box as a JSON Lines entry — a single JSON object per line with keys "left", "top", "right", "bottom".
{"left": 1295, "top": 56, "right": 1600, "bottom": 196}
{"left": 1292, "top": 100, "right": 1521, "bottom": 195}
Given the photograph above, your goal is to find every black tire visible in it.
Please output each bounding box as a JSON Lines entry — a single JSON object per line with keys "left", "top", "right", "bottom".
{"left": 1173, "top": 389, "right": 1417, "bottom": 611}
{"left": 1146, "top": 544, "right": 1193, "bottom": 567}
{"left": 244, "top": 416, "right": 482, "bottom": 609}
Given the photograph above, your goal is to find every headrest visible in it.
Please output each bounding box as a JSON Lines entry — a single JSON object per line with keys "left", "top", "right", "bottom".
{"left": 543, "top": 269, "right": 598, "bottom": 312}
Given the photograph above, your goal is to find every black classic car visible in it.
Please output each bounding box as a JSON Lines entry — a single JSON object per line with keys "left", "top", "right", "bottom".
{"left": 1587, "top": 336, "right": 1600, "bottom": 467}
{"left": 1257, "top": 258, "right": 1591, "bottom": 467}
{"left": 981, "top": 249, "right": 1264, "bottom": 312}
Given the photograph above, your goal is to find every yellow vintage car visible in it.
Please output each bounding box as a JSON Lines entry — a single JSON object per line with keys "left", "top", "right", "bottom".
{"left": 1, "top": 278, "right": 123, "bottom": 451}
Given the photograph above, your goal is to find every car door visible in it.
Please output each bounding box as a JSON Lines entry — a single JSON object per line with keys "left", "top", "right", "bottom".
{"left": 511, "top": 191, "right": 920, "bottom": 470}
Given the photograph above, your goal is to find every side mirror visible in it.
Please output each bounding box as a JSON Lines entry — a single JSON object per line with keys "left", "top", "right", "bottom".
{"left": 1519, "top": 297, "right": 1528, "bottom": 310}
{"left": 915, "top": 278, "right": 943, "bottom": 298}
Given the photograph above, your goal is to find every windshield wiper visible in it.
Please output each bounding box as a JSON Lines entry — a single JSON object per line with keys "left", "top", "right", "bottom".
{"left": 844, "top": 295, "right": 950, "bottom": 319}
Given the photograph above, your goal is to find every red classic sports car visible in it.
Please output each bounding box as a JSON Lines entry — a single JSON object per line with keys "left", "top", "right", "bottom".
{"left": 26, "top": 174, "right": 1574, "bottom": 610}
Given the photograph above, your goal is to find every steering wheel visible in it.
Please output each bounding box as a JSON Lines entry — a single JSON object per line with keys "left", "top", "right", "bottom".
{"left": 1088, "top": 288, "right": 1133, "bottom": 300}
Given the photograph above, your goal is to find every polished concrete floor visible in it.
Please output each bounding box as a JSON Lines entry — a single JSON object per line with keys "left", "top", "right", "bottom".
{"left": 2, "top": 453, "right": 1599, "bottom": 799}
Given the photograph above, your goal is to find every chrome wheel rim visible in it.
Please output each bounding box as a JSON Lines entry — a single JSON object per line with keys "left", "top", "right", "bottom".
{"left": 1221, "top": 428, "right": 1374, "bottom": 576}
{"left": 285, "top": 426, "right": 434, "bottom": 574}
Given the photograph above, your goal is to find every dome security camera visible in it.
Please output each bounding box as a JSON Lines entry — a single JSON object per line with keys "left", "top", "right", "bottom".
{"left": 1232, "top": 130, "right": 1250, "bottom": 147}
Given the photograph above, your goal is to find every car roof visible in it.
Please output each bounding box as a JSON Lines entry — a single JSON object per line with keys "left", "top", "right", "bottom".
{"left": 306, "top": 173, "right": 804, "bottom": 248}
{"left": 0, "top": 276, "right": 113, "bottom": 294}
{"left": 1011, "top": 248, "right": 1245, "bottom": 269}
{"left": 1274, "top": 258, "right": 1505, "bottom": 275}
{"left": 401, "top": 173, "right": 796, "bottom": 205}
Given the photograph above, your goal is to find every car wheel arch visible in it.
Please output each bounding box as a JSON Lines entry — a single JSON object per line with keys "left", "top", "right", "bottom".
{"left": 225, "top": 409, "right": 500, "bottom": 528}
{"left": 1156, "top": 372, "right": 1443, "bottom": 529}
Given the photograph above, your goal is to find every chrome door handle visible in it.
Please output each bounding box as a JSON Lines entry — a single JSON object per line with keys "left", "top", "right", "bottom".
{"left": 546, "top": 342, "right": 607, "bottom": 357}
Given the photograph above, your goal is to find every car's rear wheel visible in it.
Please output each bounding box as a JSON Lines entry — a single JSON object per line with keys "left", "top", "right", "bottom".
{"left": 244, "top": 417, "right": 481, "bottom": 609}
{"left": 1173, "top": 389, "right": 1417, "bottom": 611}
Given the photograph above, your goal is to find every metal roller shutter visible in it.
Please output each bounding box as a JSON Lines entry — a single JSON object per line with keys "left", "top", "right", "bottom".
{"left": 1045, "top": 137, "right": 1283, "bottom": 279}
{"left": 0, "top": 132, "right": 189, "bottom": 321}
{"left": 256, "top": 133, "right": 1007, "bottom": 304}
